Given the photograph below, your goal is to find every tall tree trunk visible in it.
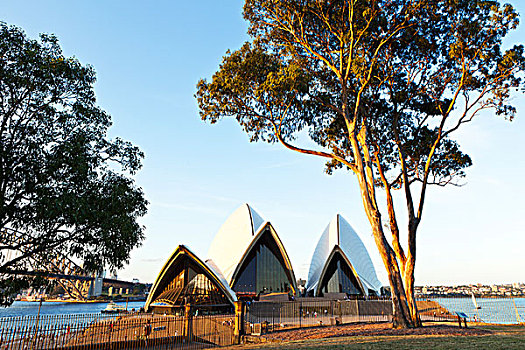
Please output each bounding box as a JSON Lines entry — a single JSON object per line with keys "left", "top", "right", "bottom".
{"left": 404, "top": 255, "right": 421, "bottom": 326}
{"left": 368, "top": 214, "right": 416, "bottom": 328}
{"left": 404, "top": 222, "right": 422, "bottom": 326}
{"left": 349, "top": 142, "right": 417, "bottom": 327}
{"left": 355, "top": 173, "right": 416, "bottom": 327}
{"left": 346, "top": 102, "right": 418, "bottom": 329}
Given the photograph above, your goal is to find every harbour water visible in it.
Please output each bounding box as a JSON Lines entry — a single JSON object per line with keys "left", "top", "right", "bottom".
{"left": 1, "top": 298, "right": 524, "bottom": 324}
{"left": 0, "top": 300, "right": 145, "bottom": 318}
{"left": 432, "top": 297, "right": 525, "bottom": 324}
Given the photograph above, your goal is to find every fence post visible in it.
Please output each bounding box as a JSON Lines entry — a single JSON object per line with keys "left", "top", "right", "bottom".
{"left": 513, "top": 298, "right": 521, "bottom": 324}
{"left": 183, "top": 303, "right": 193, "bottom": 343}
{"left": 272, "top": 305, "right": 275, "bottom": 332}
{"left": 338, "top": 300, "right": 343, "bottom": 325}
{"left": 233, "top": 300, "right": 244, "bottom": 344}
{"left": 299, "top": 302, "right": 302, "bottom": 329}
{"left": 390, "top": 297, "right": 395, "bottom": 323}
{"left": 30, "top": 298, "right": 43, "bottom": 350}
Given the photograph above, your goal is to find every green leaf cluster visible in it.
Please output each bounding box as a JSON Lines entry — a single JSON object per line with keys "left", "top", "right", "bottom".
{"left": 0, "top": 23, "right": 148, "bottom": 304}
{"left": 197, "top": 0, "right": 525, "bottom": 187}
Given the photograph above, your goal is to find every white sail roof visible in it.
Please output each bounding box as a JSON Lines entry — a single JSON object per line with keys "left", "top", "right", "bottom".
{"left": 306, "top": 214, "right": 383, "bottom": 296}
{"left": 207, "top": 203, "right": 265, "bottom": 284}
{"left": 205, "top": 258, "right": 238, "bottom": 299}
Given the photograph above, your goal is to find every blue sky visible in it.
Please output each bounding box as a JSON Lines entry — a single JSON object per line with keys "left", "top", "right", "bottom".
{"left": 2, "top": 1, "right": 524, "bottom": 286}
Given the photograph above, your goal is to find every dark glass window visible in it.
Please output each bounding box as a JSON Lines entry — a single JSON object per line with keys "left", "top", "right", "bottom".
{"left": 234, "top": 249, "right": 256, "bottom": 292}
{"left": 233, "top": 228, "right": 292, "bottom": 294}
{"left": 320, "top": 251, "right": 362, "bottom": 296}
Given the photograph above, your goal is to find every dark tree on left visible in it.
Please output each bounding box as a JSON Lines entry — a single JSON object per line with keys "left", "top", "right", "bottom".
{"left": 0, "top": 22, "right": 148, "bottom": 305}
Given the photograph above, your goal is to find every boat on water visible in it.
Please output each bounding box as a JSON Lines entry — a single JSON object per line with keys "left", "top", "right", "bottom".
{"left": 101, "top": 302, "right": 127, "bottom": 314}
{"left": 471, "top": 293, "right": 481, "bottom": 310}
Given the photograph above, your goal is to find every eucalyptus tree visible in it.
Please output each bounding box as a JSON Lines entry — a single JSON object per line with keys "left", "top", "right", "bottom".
{"left": 0, "top": 23, "right": 148, "bottom": 305}
{"left": 196, "top": 0, "right": 525, "bottom": 327}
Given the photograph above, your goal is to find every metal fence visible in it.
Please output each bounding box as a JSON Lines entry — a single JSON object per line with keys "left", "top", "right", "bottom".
{"left": 417, "top": 297, "right": 525, "bottom": 324}
{"left": 244, "top": 299, "right": 393, "bottom": 334}
{"left": 3, "top": 297, "right": 521, "bottom": 349}
{"left": 0, "top": 311, "right": 236, "bottom": 349}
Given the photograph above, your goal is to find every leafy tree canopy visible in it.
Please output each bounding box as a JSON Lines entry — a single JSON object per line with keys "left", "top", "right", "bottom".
{"left": 0, "top": 22, "right": 148, "bottom": 305}
{"left": 197, "top": 0, "right": 524, "bottom": 328}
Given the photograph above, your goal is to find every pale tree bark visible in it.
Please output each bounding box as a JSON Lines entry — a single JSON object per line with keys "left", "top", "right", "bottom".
{"left": 355, "top": 155, "right": 416, "bottom": 328}
{"left": 344, "top": 101, "right": 417, "bottom": 327}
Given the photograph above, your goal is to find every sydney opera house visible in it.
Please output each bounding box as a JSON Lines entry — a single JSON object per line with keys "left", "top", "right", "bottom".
{"left": 145, "top": 204, "right": 383, "bottom": 313}
{"left": 306, "top": 214, "right": 382, "bottom": 297}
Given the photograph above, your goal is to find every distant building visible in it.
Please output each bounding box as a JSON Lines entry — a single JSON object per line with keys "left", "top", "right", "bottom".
{"left": 88, "top": 277, "right": 103, "bottom": 297}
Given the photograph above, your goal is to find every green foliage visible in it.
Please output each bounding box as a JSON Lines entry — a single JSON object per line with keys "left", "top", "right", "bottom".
{"left": 0, "top": 23, "right": 148, "bottom": 305}
{"left": 197, "top": 43, "right": 315, "bottom": 143}
{"left": 197, "top": 0, "right": 524, "bottom": 187}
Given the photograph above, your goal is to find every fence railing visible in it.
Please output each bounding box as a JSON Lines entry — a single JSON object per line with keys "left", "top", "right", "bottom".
{"left": 243, "top": 296, "right": 525, "bottom": 335}
{"left": 3, "top": 297, "right": 522, "bottom": 349}
{"left": 243, "top": 299, "right": 393, "bottom": 334}
{"left": 0, "top": 311, "right": 236, "bottom": 349}
{"left": 417, "top": 296, "right": 525, "bottom": 324}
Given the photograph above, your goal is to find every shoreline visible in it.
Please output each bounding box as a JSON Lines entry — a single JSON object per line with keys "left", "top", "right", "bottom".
{"left": 17, "top": 297, "right": 146, "bottom": 304}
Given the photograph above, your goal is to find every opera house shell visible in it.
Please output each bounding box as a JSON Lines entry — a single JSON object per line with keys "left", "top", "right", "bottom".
{"left": 145, "top": 245, "right": 237, "bottom": 313}
{"left": 146, "top": 204, "right": 298, "bottom": 313}
{"left": 306, "top": 214, "right": 382, "bottom": 297}
{"left": 207, "top": 204, "right": 297, "bottom": 297}
{"left": 145, "top": 205, "right": 383, "bottom": 314}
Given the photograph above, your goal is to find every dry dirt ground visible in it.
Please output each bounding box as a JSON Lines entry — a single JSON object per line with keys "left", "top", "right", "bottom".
{"left": 221, "top": 322, "right": 522, "bottom": 349}
{"left": 249, "top": 322, "right": 489, "bottom": 342}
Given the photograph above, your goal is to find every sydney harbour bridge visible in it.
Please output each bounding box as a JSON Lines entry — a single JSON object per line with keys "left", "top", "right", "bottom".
{"left": 1, "top": 227, "right": 139, "bottom": 301}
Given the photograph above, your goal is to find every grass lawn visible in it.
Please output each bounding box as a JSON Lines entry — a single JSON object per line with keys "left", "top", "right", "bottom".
{"left": 226, "top": 324, "right": 525, "bottom": 349}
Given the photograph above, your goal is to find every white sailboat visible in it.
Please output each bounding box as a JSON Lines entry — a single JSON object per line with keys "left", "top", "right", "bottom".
{"left": 471, "top": 292, "right": 481, "bottom": 309}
